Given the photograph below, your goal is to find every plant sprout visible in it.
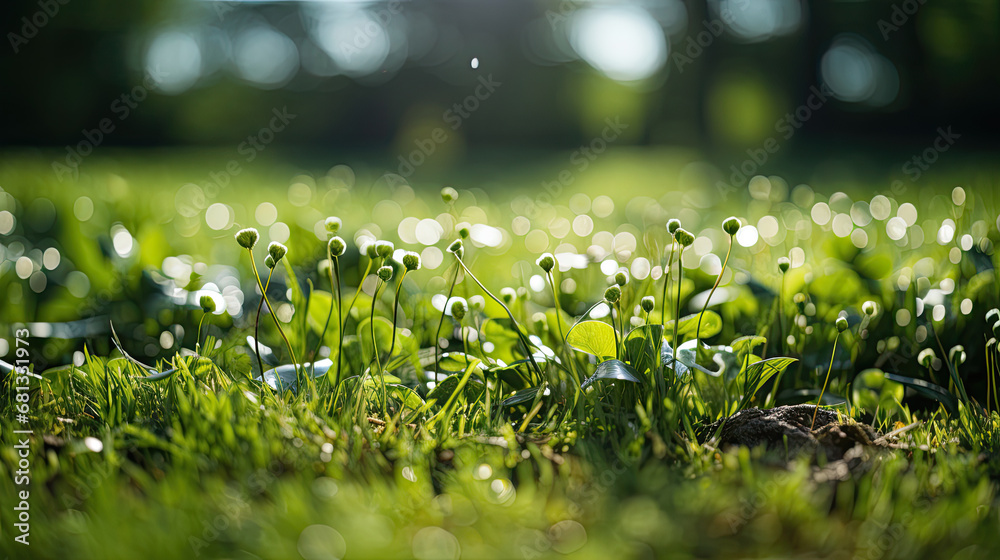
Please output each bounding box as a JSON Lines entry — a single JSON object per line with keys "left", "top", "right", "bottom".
{"left": 695, "top": 216, "right": 739, "bottom": 348}
{"left": 196, "top": 294, "right": 216, "bottom": 352}
{"left": 812, "top": 315, "right": 849, "bottom": 429}
{"left": 661, "top": 218, "right": 681, "bottom": 327}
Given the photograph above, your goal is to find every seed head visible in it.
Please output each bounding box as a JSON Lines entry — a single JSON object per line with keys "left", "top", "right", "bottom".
{"left": 450, "top": 299, "right": 467, "bottom": 320}
{"left": 615, "top": 270, "right": 629, "bottom": 286}
{"left": 993, "top": 320, "right": 1000, "bottom": 339}
{"left": 674, "top": 227, "right": 694, "bottom": 247}
{"left": 777, "top": 257, "right": 790, "bottom": 273}
{"left": 199, "top": 295, "right": 217, "bottom": 313}
{"left": 324, "top": 217, "right": 342, "bottom": 233}
{"left": 918, "top": 348, "right": 936, "bottom": 368}
{"left": 377, "top": 265, "right": 393, "bottom": 282}
{"left": 402, "top": 251, "right": 421, "bottom": 271}
{"left": 640, "top": 296, "right": 655, "bottom": 313}
{"left": 835, "top": 316, "right": 849, "bottom": 333}
{"left": 722, "top": 216, "right": 741, "bottom": 236}
{"left": 469, "top": 296, "right": 484, "bottom": 312}
{"left": 862, "top": 301, "right": 877, "bottom": 316}
{"left": 441, "top": 187, "right": 458, "bottom": 203}
{"left": 328, "top": 236, "right": 346, "bottom": 257}
{"left": 264, "top": 255, "right": 276, "bottom": 269}
{"left": 458, "top": 227, "right": 470, "bottom": 239}
{"left": 604, "top": 285, "right": 621, "bottom": 304}
{"left": 375, "top": 240, "right": 394, "bottom": 258}
{"left": 267, "top": 242, "right": 287, "bottom": 264}
{"left": 536, "top": 253, "right": 555, "bottom": 273}
{"left": 235, "top": 228, "right": 259, "bottom": 249}
{"left": 501, "top": 287, "right": 517, "bottom": 304}
{"left": 667, "top": 219, "right": 681, "bottom": 234}
{"left": 365, "top": 241, "right": 379, "bottom": 259}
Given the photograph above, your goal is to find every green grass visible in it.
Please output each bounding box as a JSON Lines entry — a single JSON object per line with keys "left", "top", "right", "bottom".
{"left": 2, "top": 150, "right": 1000, "bottom": 559}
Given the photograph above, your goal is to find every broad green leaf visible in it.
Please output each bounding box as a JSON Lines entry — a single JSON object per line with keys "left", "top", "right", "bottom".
{"left": 731, "top": 335, "right": 766, "bottom": 358}
{"left": 427, "top": 373, "right": 485, "bottom": 404}
{"left": 500, "top": 386, "right": 542, "bottom": 407}
{"left": 663, "top": 311, "right": 723, "bottom": 342}
{"left": 567, "top": 320, "right": 617, "bottom": 359}
{"left": 740, "top": 357, "right": 797, "bottom": 404}
{"left": 581, "top": 359, "right": 643, "bottom": 389}
{"left": 388, "top": 384, "right": 424, "bottom": 410}
{"left": 884, "top": 373, "right": 958, "bottom": 415}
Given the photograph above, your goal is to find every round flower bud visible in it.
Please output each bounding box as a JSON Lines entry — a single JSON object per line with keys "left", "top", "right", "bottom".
{"left": 536, "top": 253, "right": 555, "bottom": 273}
{"left": 469, "top": 296, "right": 485, "bottom": 312}
{"left": 918, "top": 348, "right": 936, "bottom": 368}
{"left": 375, "top": 240, "right": 394, "bottom": 258}
{"left": 615, "top": 270, "right": 629, "bottom": 287}
{"left": 318, "top": 259, "right": 331, "bottom": 276}
{"left": 441, "top": 187, "right": 458, "bottom": 203}
{"left": 328, "top": 236, "right": 346, "bottom": 257}
{"left": 835, "top": 316, "right": 849, "bottom": 333}
{"left": 235, "top": 228, "right": 259, "bottom": 249}
{"left": 267, "top": 242, "right": 287, "bottom": 263}
{"left": 667, "top": 219, "right": 681, "bottom": 234}
{"left": 324, "top": 217, "right": 342, "bottom": 233}
{"left": 777, "top": 257, "right": 790, "bottom": 273}
{"left": 674, "top": 227, "right": 694, "bottom": 247}
{"left": 377, "top": 265, "right": 393, "bottom": 282}
{"left": 450, "top": 299, "right": 467, "bottom": 320}
{"left": 264, "top": 255, "right": 276, "bottom": 269}
{"left": 604, "top": 285, "right": 621, "bottom": 304}
{"left": 722, "top": 216, "right": 741, "bottom": 236}
{"left": 402, "top": 251, "right": 421, "bottom": 271}
{"left": 516, "top": 287, "right": 528, "bottom": 300}
{"left": 501, "top": 287, "right": 516, "bottom": 304}
{"left": 532, "top": 312, "right": 546, "bottom": 332}
{"left": 199, "top": 295, "right": 216, "bottom": 313}
{"left": 365, "top": 241, "right": 379, "bottom": 259}
{"left": 949, "top": 345, "right": 967, "bottom": 365}
{"left": 458, "top": 227, "right": 470, "bottom": 239}
{"left": 862, "top": 301, "right": 877, "bottom": 316}
{"left": 993, "top": 320, "right": 1000, "bottom": 339}
{"left": 640, "top": 296, "right": 655, "bottom": 313}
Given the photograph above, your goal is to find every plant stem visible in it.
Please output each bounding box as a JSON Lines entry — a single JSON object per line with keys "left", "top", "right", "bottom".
{"left": 370, "top": 279, "right": 388, "bottom": 415}
{"left": 453, "top": 257, "right": 543, "bottom": 380}
{"left": 250, "top": 254, "right": 273, "bottom": 388}
{"left": 671, "top": 247, "right": 686, "bottom": 371}
{"left": 312, "top": 248, "right": 337, "bottom": 372}
{"left": 661, "top": 243, "right": 675, "bottom": 327}
{"left": 249, "top": 249, "right": 302, "bottom": 394}
{"left": 434, "top": 262, "right": 461, "bottom": 385}
{"left": 196, "top": 312, "right": 208, "bottom": 353}
{"left": 388, "top": 270, "right": 408, "bottom": 358}
{"left": 333, "top": 258, "right": 343, "bottom": 388}
{"left": 811, "top": 333, "right": 840, "bottom": 430}
{"left": 695, "top": 237, "right": 732, "bottom": 346}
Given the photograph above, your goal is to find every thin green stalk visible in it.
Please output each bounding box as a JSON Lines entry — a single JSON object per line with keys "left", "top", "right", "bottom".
{"left": 342, "top": 258, "right": 374, "bottom": 334}
{"left": 453, "top": 257, "right": 543, "bottom": 380}
{"left": 312, "top": 249, "right": 338, "bottom": 372}
{"left": 434, "top": 263, "right": 461, "bottom": 384}
{"left": 695, "top": 237, "right": 732, "bottom": 345}
{"left": 388, "top": 270, "right": 408, "bottom": 358}
{"left": 661, "top": 243, "right": 675, "bottom": 327}
{"left": 333, "top": 258, "right": 343, "bottom": 388}
{"left": 195, "top": 312, "right": 208, "bottom": 353}
{"left": 248, "top": 249, "right": 302, "bottom": 394}
{"left": 671, "top": 246, "right": 686, "bottom": 370}
{"left": 811, "top": 334, "right": 840, "bottom": 430}
{"left": 370, "top": 279, "right": 388, "bottom": 415}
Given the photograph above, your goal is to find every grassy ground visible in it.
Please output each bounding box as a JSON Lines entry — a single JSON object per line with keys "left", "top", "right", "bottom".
{"left": 2, "top": 150, "right": 1000, "bottom": 559}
